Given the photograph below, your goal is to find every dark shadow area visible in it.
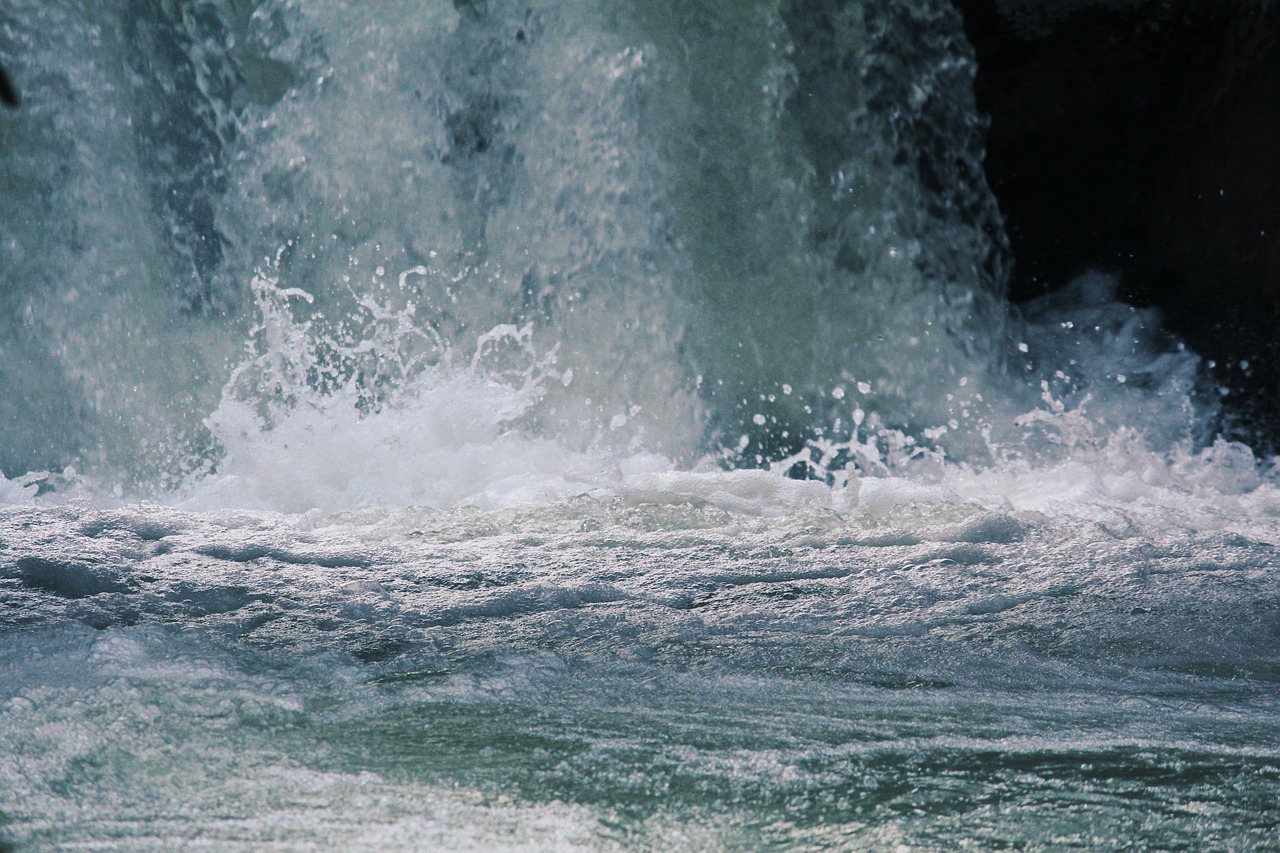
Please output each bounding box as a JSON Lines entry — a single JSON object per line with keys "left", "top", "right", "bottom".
{"left": 0, "top": 63, "right": 17, "bottom": 107}
{"left": 955, "top": 0, "right": 1280, "bottom": 449}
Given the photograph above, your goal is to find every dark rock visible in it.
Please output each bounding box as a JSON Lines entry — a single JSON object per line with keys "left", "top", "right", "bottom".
{"left": 954, "top": 0, "right": 1280, "bottom": 447}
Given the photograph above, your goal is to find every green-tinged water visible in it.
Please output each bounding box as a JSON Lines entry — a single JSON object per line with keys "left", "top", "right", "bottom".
{"left": 3, "top": 626, "right": 1277, "bottom": 851}
{"left": 2, "top": 493, "right": 1278, "bottom": 850}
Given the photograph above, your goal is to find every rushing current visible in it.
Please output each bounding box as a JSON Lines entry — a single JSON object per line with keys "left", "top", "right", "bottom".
{"left": 1, "top": 1, "right": 1277, "bottom": 849}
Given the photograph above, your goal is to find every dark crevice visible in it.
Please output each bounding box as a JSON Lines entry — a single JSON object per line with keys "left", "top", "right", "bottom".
{"left": 0, "top": 63, "right": 18, "bottom": 107}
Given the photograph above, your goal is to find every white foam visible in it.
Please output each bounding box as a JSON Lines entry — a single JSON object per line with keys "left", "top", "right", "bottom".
{"left": 182, "top": 375, "right": 607, "bottom": 514}
{"left": 174, "top": 272, "right": 624, "bottom": 514}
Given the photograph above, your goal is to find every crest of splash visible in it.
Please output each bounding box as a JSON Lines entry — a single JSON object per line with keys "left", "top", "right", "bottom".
{"left": 179, "top": 256, "right": 617, "bottom": 514}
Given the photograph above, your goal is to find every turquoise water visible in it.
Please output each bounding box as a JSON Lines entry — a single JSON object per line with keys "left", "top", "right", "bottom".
{"left": 2, "top": 490, "right": 1278, "bottom": 849}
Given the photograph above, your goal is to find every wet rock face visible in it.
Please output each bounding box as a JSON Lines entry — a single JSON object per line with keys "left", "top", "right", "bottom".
{"left": 954, "top": 0, "right": 1280, "bottom": 447}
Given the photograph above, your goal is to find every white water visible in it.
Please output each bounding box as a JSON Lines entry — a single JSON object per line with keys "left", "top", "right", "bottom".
{"left": 1, "top": 0, "right": 1278, "bottom": 850}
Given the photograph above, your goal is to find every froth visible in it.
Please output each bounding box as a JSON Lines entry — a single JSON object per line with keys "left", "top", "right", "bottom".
{"left": 179, "top": 271, "right": 615, "bottom": 514}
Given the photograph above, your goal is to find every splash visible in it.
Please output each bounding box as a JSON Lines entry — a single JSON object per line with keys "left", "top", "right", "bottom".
{"left": 179, "top": 255, "right": 623, "bottom": 514}
{"left": 0, "top": 0, "right": 1265, "bottom": 518}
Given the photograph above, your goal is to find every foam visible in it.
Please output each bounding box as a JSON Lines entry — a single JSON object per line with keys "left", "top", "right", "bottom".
{"left": 172, "top": 273, "right": 614, "bottom": 514}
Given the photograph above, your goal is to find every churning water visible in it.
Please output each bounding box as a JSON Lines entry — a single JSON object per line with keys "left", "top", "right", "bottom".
{"left": 0, "top": 0, "right": 1277, "bottom": 849}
